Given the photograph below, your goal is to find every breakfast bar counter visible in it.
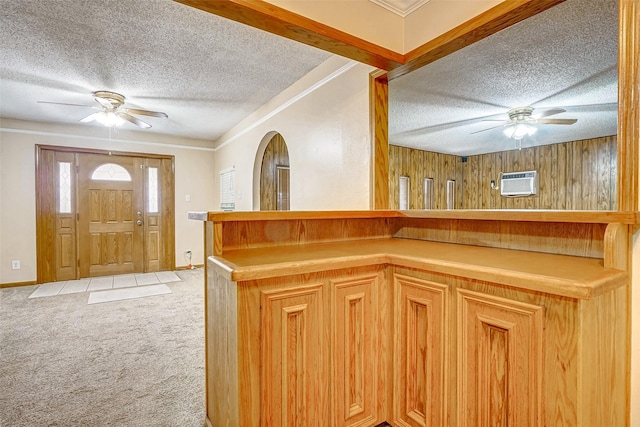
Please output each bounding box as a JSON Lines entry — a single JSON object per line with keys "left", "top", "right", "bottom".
{"left": 191, "top": 210, "right": 631, "bottom": 426}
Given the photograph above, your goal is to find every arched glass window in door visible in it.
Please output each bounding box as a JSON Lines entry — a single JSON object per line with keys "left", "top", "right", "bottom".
{"left": 260, "top": 133, "right": 290, "bottom": 210}
{"left": 90, "top": 163, "right": 132, "bottom": 181}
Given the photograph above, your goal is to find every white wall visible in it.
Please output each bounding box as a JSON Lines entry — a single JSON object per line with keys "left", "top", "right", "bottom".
{"left": 213, "top": 56, "right": 375, "bottom": 211}
{"left": 0, "top": 118, "right": 216, "bottom": 284}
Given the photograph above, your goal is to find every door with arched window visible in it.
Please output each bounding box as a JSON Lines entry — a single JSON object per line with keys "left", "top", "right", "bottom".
{"left": 36, "top": 146, "right": 175, "bottom": 283}
{"left": 77, "top": 153, "right": 144, "bottom": 277}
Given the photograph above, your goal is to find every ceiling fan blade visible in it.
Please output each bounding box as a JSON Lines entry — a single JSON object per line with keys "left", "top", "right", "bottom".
{"left": 470, "top": 123, "right": 506, "bottom": 134}
{"left": 123, "top": 108, "right": 168, "bottom": 118}
{"left": 537, "top": 118, "right": 577, "bottom": 125}
{"left": 119, "top": 112, "right": 151, "bottom": 129}
{"left": 37, "top": 101, "right": 94, "bottom": 108}
{"left": 536, "top": 108, "right": 566, "bottom": 118}
{"left": 79, "top": 112, "right": 100, "bottom": 123}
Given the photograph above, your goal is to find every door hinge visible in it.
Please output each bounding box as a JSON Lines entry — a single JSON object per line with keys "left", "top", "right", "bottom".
{"left": 77, "top": 213, "right": 79, "bottom": 221}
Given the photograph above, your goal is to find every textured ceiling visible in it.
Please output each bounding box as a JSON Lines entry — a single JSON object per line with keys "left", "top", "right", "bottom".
{"left": 389, "top": 0, "right": 618, "bottom": 155}
{"left": 0, "top": 0, "right": 619, "bottom": 154}
{"left": 0, "top": 0, "right": 331, "bottom": 141}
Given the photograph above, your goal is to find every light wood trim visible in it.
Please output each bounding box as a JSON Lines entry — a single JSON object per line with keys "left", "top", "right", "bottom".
{"left": 198, "top": 209, "right": 638, "bottom": 224}
{"left": 370, "top": 70, "right": 389, "bottom": 210}
{"left": 397, "top": 209, "right": 639, "bottom": 224}
{"left": 604, "top": 223, "right": 630, "bottom": 270}
{"left": 205, "top": 210, "right": 402, "bottom": 222}
{"left": 174, "top": 0, "right": 403, "bottom": 70}
{"left": 35, "top": 146, "right": 57, "bottom": 283}
{"left": 618, "top": 0, "right": 640, "bottom": 212}
{"left": 160, "top": 157, "right": 176, "bottom": 270}
{"left": 0, "top": 280, "right": 37, "bottom": 289}
{"left": 213, "top": 221, "right": 223, "bottom": 256}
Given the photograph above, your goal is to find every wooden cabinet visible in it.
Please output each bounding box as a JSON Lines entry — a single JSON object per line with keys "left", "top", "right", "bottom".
{"left": 392, "top": 273, "right": 448, "bottom": 427}
{"left": 206, "top": 263, "right": 387, "bottom": 427}
{"left": 456, "top": 289, "right": 544, "bottom": 427}
{"left": 331, "top": 274, "right": 384, "bottom": 427}
{"left": 260, "top": 284, "right": 325, "bottom": 425}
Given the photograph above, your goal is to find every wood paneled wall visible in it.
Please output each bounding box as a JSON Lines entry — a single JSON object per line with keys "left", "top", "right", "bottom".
{"left": 388, "top": 145, "right": 463, "bottom": 209}
{"left": 260, "top": 133, "right": 289, "bottom": 211}
{"left": 389, "top": 135, "right": 617, "bottom": 210}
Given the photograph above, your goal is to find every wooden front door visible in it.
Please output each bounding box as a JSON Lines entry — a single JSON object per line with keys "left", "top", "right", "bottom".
{"left": 36, "top": 146, "right": 175, "bottom": 283}
{"left": 77, "top": 153, "right": 144, "bottom": 277}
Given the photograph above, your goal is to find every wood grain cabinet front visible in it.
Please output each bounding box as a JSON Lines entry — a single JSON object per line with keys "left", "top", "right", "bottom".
{"left": 392, "top": 273, "right": 449, "bottom": 427}
{"left": 456, "top": 289, "right": 544, "bottom": 427}
{"left": 255, "top": 271, "right": 386, "bottom": 427}
{"left": 207, "top": 263, "right": 388, "bottom": 427}
{"left": 206, "top": 259, "right": 627, "bottom": 427}
{"left": 260, "top": 284, "right": 326, "bottom": 426}
{"left": 331, "top": 274, "right": 385, "bottom": 427}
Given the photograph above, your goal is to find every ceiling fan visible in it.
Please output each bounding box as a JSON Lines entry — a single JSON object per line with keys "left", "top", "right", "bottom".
{"left": 472, "top": 106, "right": 577, "bottom": 140}
{"left": 38, "top": 91, "right": 168, "bottom": 129}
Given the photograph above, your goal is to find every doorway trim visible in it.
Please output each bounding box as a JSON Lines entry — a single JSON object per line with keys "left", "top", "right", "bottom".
{"left": 35, "top": 144, "right": 176, "bottom": 283}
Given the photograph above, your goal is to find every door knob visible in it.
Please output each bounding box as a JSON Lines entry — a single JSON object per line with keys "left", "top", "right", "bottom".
{"left": 137, "top": 220, "right": 143, "bottom": 226}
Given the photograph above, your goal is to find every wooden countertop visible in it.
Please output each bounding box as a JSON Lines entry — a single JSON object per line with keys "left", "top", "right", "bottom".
{"left": 190, "top": 210, "right": 640, "bottom": 224}
{"left": 209, "top": 238, "right": 628, "bottom": 300}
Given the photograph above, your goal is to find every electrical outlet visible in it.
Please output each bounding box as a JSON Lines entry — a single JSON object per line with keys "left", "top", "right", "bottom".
{"left": 11, "top": 260, "right": 20, "bottom": 270}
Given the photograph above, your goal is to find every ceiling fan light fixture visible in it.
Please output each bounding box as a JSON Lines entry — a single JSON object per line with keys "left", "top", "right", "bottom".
{"left": 503, "top": 122, "right": 537, "bottom": 140}
{"left": 95, "top": 110, "right": 125, "bottom": 127}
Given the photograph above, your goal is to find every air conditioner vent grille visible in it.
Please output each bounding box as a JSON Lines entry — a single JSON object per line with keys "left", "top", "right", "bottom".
{"left": 500, "top": 170, "right": 537, "bottom": 197}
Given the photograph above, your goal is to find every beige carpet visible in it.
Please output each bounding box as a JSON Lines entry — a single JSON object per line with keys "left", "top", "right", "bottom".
{"left": 0, "top": 268, "right": 205, "bottom": 426}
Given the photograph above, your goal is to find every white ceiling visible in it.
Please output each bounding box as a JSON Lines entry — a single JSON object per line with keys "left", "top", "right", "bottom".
{"left": 389, "top": 0, "right": 618, "bottom": 155}
{"left": 0, "top": 0, "right": 618, "bottom": 155}
{"left": 0, "top": 0, "right": 331, "bottom": 142}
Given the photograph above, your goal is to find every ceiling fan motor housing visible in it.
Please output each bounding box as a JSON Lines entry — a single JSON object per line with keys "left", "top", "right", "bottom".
{"left": 93, "top": 91, "right": 125, "bottom": 109}
{"left": 507, "top": 106, "right": 534, "bottom": 122}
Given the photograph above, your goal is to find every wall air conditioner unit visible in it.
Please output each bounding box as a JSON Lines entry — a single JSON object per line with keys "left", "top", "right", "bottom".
{"left": 500, "top": 170, "right": 537, "bottom": 197}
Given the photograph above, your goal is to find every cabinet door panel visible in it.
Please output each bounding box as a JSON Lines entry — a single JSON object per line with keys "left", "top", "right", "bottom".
{"left": 261, "top": 284, "right": 325, "bottom": 426}
{"left": 457, "top": 288, "right": 544, "bottom": 427}
{"left": 393, "top": 274, "right": 448, "bottom": 427}
{"left": 332, "top": 274, "right": 381, "bottom": 427}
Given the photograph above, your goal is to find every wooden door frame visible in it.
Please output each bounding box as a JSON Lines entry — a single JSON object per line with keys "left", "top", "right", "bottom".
{"left": 35, "top": 144, "right": 176, "bottom": 283}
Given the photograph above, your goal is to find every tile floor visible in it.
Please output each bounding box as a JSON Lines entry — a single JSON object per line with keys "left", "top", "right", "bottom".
{"left": 28, "top": 271, "right": 181, "bottom": 299}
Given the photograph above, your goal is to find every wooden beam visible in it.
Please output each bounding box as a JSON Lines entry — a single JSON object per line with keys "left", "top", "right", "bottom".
{"left": 389, "top": 0, "right": 566, "bottom": 79}
{"left": 618, "top": 0, "right": 640, "bottom": 212}
{"left": 370, "top": 70, "right": 389, "bottom": 210}
{"left": 174, "top": 0, "right": 404, "bottom": 70}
